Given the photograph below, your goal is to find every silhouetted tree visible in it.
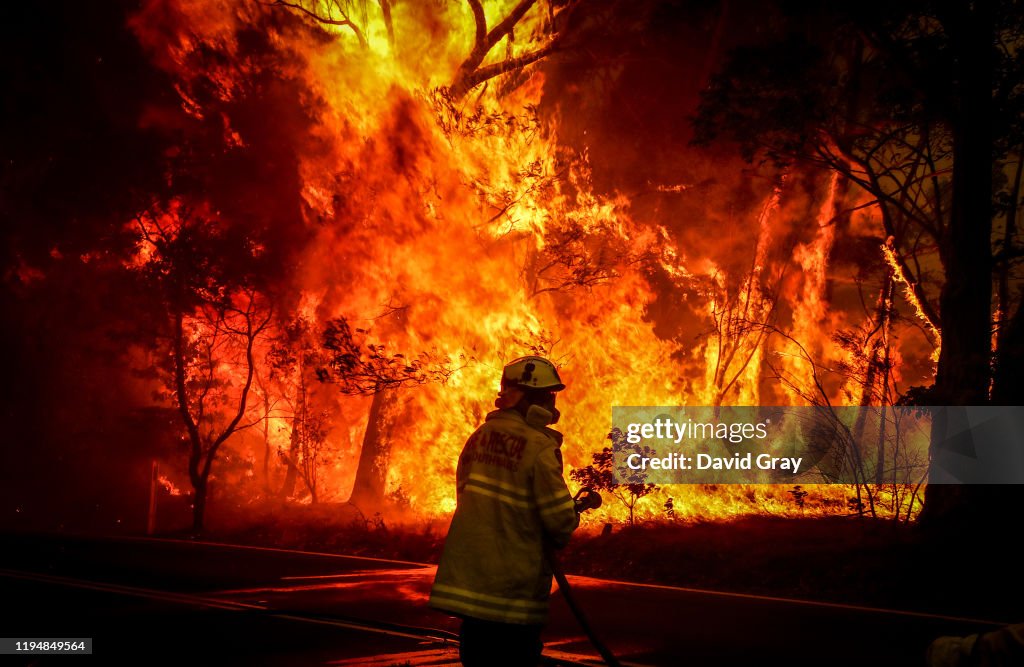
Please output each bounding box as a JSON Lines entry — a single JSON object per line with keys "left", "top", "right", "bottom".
{"left": 274, "top": 0, "right": 580, "bottom": 99}
{"left": 317, "top": 316, "right": 456, "bottom": 511}
{"left": 134, "top": 208, "right": 273, "bottom": 533}
{"left": 265, "top": 316, "right": 333, "bottom": 503}
{"left": 571, "top": 428, "right": 658, "bottom": 525}
{"left": 788, "top": 486, "right": 808, "bottom": 511}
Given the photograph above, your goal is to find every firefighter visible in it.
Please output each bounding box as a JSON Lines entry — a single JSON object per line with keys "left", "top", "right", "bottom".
{"left": 429, "top": 355, "right": 580, "bottom": 667}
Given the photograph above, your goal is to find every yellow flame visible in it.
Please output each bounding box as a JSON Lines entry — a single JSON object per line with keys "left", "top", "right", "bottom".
{"left": 126, "top": 0, "right": 928, "bottom": 523}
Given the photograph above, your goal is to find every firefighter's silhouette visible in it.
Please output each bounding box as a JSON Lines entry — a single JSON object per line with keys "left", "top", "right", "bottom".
{"left": 429, "top": 356, "right": 579, "bottom": 667}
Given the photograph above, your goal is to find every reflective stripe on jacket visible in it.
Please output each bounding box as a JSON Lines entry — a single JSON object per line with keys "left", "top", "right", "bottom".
{"left": 429, "top": 406, "right": 579, "bottom": 624}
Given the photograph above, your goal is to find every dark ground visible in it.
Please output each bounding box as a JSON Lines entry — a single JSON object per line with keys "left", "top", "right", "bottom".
{"left": 1, "top": 533, "right": 1009, "bottom": 667}
{"left": 191, "top": 504, "right": 1022, "bottom": 623}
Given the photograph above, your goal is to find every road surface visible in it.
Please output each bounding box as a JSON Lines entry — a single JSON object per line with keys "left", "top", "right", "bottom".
{"left": 0, "top": 533, "right": 1006, "bottom": 666}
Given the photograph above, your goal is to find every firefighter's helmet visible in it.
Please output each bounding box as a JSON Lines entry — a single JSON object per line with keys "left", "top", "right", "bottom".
{"left": 501, "top": 356, "right": 565, "bottom": 392}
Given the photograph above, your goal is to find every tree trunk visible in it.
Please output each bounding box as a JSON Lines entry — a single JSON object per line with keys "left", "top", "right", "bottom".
{"left": 921, "top": 1, "right": 994, "bottom": 528}
{"left": 986, "top": 298, "right": 1024, "bottom": 526}
{"left": 993, "top": 144, "right": 1023, "bottom": 399}
{"left": 993, "top": 301, "right": 1024, "bottom": 404}
{"left": 262, "top": 390, "right": 272, "bottom": 493}
{"left": 934, "top": 2, "right": 993, "bottom": 409}
{"left": 348, "top": 387, "right": 398, "bottom": 511}
{"left": 992, "top": 142, "right": 1024, "bottom": 404}
{"left": 279, "top": 417, "right": 300, "bottom": 500}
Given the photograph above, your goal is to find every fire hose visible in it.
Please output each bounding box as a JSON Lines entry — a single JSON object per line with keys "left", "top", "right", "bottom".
{"left": 544, "top": 487, "right": 624, "bottom": 667}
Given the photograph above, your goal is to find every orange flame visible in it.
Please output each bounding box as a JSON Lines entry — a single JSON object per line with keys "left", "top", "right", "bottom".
{"left": 158, "top": 475, "right": 183, "bottom": 497}
{"left": 125, "top": 1, "right": 931, "bottom": 523}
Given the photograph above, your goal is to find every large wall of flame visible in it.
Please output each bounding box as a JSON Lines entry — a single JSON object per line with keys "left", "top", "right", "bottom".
{"left": 119, "top": 0, "right": 938, "bottom": 521}
{"left": 10, "top": 0, "right": 931, "bottom": 526}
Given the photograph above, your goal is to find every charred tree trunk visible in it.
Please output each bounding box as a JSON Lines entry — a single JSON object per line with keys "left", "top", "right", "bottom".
{"left": 296, "top": 372, "right": 321, "bottom": 504}
{"left": 987, "top": 291, "right": 1024, "bottom": 525}
{"left": 993, "top": 300, "right": 1024, "bottom": 404}
{"left": 262, "top": 389, "right": 272, "bottom": 493}
{"left": 875, "top": 404, "right": 887, "bottom": 487}
{"left": 992, "top": 144, "right": 1024, "bottom": 404}
{"left": 348, "top": 386, "right": 397, "bottom": 512}
{"left": 175, "top": 309, "right": 208, "bottom": 535}
{"left": 871, "top": 273, "right": 895, "bottom": 487}
{"left": 279, "top": 416, "right": 300, "bottom": 500}
{"left": 921, "top": 1, "right": 996, "bottom": 529}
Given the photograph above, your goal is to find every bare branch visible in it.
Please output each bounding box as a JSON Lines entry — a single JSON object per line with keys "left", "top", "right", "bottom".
{"left": 450, "top": 0, "right": 563, "bottom": 98}
{"left": 456, "top": 42, "right": 555, "bottom": 97}
{"left": 467, "top": 0, "right": 487, "bottom": 52}
{"left": 270, "top": 0, "right": 367, "bottom": 48}
{"left": 483, "top": 0, "right": 538, "bottom": 53}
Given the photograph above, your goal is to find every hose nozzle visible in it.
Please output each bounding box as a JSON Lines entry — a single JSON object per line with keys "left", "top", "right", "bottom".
{"left": 573, "top": 487, "right": 602, "bottom": 514}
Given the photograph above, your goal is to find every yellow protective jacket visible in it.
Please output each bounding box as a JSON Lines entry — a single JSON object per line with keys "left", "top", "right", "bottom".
{"left": 429, "top": 406, "right": 579, "bottom": 625}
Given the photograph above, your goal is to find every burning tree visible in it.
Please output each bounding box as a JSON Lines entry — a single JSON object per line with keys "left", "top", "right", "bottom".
{"left": 697, "top": 188, "right": 786, "bottom": 407}
{"left": 318, "top": 316, "right": 456, "bottom": 512}
{"left": 274, "top": 0, "right": 578, "bottom": 99}
{"left": 285, "top": 406, "right": 331, "bottom": 504}
{"left": 766, "top": 325, "right": 929, "bottom": 522}
{"left": 571, "top": 428, "right": 658, "bottom": 525}
{"left": 134, "top": 207, "right": 273, "bottom": 533}
{"left": 693, "top": 1, "right": 1024, "bottom": 525}
{"left": 264, "top": 316, "right": 333, "bottom": 503}
{"left": 448, "top": 0, "right": 572, "bottom": 99}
